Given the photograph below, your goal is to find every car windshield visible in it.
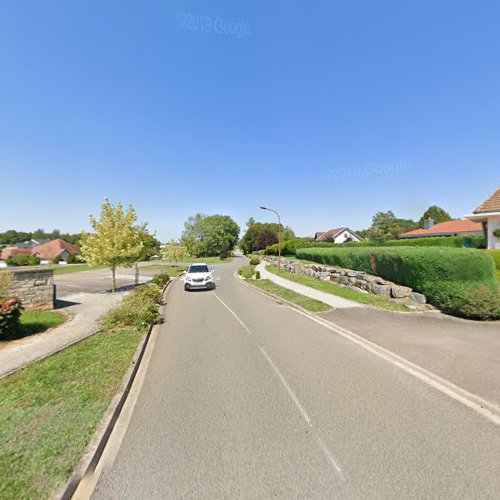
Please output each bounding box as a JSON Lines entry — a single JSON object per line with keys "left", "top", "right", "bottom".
{"left": 189, "top": 265, "right": 209, "bottom": 273}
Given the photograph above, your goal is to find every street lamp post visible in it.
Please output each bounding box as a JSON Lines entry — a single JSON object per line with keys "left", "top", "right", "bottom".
{"left": 260, "top": 206, "right": 282, "bottom": 273}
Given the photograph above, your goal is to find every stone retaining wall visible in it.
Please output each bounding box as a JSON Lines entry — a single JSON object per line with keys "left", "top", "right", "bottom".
{"left": 2, "top": 267, "right": 55, "bottom": 310}
{"left": 266, "top": 258, "right": 430, "bottom": 310}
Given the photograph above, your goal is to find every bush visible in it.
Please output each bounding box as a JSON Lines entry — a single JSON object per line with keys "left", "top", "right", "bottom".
{"left": 296, "top": 246, "right": 498, "bottom": 319}
{"left": 152, "top": 272, "right": 170, "bottom": 288}
{"left": 104, "top": 284, "right": 162, "bottom": 330}
{"left": 52, "top": 255, "right": 62, "bottom": 264}
{"left": 0, "top": 296, "right": 23, "bottom": 336}
{"left": 255, "top": 270, "right": 261, "bottom": 280}
{"left": 66, "top": 253, "right": 77, "bottom": 264}
{"left": 485, "top": 250, "right": 500, "bottom": 270}
{"left": 249, "top": 256, "right": 260, "bottom": 265}
{"left": 238, "top": 265, "right": 256, "bottom": 279}
{"left": 267, "top": 235, "right": 486, "bottom": 256}
{"left": 6, "top": 255, "right": 41, "bottom": 267}
{"left": 427, "top": 282, "right": 500, "bottom": 321}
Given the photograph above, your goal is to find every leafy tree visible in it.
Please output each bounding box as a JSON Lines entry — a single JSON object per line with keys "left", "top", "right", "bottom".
{"left": 185, "top": 214, "right": 239, "bottom": 257}
{"left": 32, "top": 228, "right": 46, "bottom": 240}
{"left": 163, "top": 240, "right": 187, "bottom": 266}
{"left": 369, "top": 211, "right": 418, "bottom": 242}
{"left": 246, "top": 217, "right": 256, "bottom": 228}
{"left": 418, "top": 206, "right": 452, "bottom": 228}
{"left": 80, "top": 199, "right": 145, "bottom": 292}
{"left": 240, "top": 222, "right": 295, "bottom": 254}
{"left": 181, "top": 212, "right": 206, "bottom": 256}
{"left": 136, "top": 225, "right": 161, "bottom": 261}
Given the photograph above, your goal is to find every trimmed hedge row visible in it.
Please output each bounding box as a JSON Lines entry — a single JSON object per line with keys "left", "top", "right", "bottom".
{"left": 266, "top": 235, "right": 486, "bottom": 255}
{"left": 486, "top": 250, "right": 500, "bottom": 270}
{"left": 343, "top": 235, "right": 486, "bottom": 249}
{"left": 296, "top": 247, "right": 499, "bottom": 320}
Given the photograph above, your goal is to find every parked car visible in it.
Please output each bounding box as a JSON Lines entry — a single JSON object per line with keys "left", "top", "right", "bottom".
{"left": 184, "top": 263, "right": 215, "bottom": 291}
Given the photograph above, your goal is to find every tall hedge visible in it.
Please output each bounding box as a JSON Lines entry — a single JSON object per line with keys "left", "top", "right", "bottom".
{"left": 296, "top": 247, "right": 495, "bottom": 288}
{"left": 296, "top": 247, "right": 498, "bottom": 319}
{"left": 266, "top": 235, "right": 485, "bottom": 256}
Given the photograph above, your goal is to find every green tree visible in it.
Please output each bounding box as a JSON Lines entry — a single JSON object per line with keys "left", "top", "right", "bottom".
{"left": 80, "top": 199, "right": 145, "bottom": 292}
{"left": 163, "top": 240, "right": 187, "bottom": 266}
{"left": 191, "top": 215, "right": 240, "bottom": 257}
{"left": 137, "top": 225, "right": 161, "bottom": 261}
{"left": 181, "top": 212, "right": 206, "bottom": 257}
{"left": 418, "top": 206, "right": 452, "bottom": 228}
{"left": 240, "top": 222, "right": 295, "bottom": 254}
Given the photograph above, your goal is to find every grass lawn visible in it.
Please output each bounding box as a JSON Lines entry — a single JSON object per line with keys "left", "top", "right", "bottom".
{"left": 53, "top": 264, "right": 107, "bottom": 275}
{"left": 266, "top": 265, "right": 409, "bottom": 312}
{"left": 0, "top": 311, "right": 66, "bottom": 346}
{"left": 247, "top": 279, "right": 331, "bottom": 312}
{"left": 141, "top": 264, "right": 187, "bottom": 276}
{"left": 0, "top": 326, "right": 146, "bottom": 499}
{"left": 189, "top": 256, "right": 234, "bottom": 264}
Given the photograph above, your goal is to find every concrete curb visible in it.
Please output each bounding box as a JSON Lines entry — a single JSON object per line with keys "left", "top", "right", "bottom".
{"left": 58, "top": 278, "right": 175, "bottom": 500}
{"left": 234, "top": 270, "right": 330, "bottom": 316}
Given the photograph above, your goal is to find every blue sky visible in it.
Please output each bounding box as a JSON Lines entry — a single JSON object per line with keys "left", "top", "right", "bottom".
{"left": 1, "top": 1, "right": 499, "bottom": 241}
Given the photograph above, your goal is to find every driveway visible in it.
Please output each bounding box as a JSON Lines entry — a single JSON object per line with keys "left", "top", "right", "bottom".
{"left": 92, "top": 257, "right": 500, "bottom": 499}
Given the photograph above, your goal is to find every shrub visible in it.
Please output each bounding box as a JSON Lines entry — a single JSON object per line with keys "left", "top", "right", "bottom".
{"left": 0, "top": 296, "right": 23, "bottom": 336}
{"left": 152, "top": 272, "right": 170, "bottom": 288}
{"left": 255, "top": 270, "right": 261, "bottom": 280}
{"left": 238, "top": 265, "right": 256, "bottom": 279}
{"left": 485, "top": 250, "right": 500, "bottom": 270}
{"left": 268, "top": 235, "right": 486, "bottom": 256}
{"left": 249, "top": 257, "right": 260, "bottom": 265}
{"left": 52, "top": 255, "right": 62, "bottom": 264}
{"left": 493, "top": 229, "right": 500, "bottom": 238}
{"left": 66, "top": 253, "right": 77, "bottom": 264}
{"left": 104, "top": 284, "right": 162, "bottom": 330}
{"left": 6, "top": 255, "right": 41, "bottom": 266}
{"left": 296, "top": 246, "right": 498, "bottom": 319}
{"left": 426, "top": 282, "right": 500, "bottom": 321}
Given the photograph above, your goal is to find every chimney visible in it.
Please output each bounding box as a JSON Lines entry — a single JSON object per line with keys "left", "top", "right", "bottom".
{"left": 423, "top": 218, "right": 434, "bottom": 230}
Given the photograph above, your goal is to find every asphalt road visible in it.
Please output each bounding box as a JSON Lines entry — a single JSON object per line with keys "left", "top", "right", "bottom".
{"left": 55, "top": 267, "right": 154, "bottom": 298}
{"left": 93, "top": 257, "right": 500, "bottom": 499}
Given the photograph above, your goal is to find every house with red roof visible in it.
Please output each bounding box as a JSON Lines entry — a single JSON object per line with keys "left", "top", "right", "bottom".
{"left": 399, "top": 219, "right": 483, "bottom": 239}
{"left": 466, "top": 186, "right": 500, "bottom": 249}
{"left": 0, "top": 239, "right": 80, "bottom": 263}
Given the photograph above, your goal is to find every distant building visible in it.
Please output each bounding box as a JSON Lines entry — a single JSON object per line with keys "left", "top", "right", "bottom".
{"left": 0, "top": 239, "right": 80, "bottom": 263}
{"left": 16, "top": 238, "right": 51, "bottom": 249}
{"left": 314, "top": 227, "right": 363, "bottom": 244}
{"left": 466, "top": 186, "right": 500, "bottom": 249}
{"left": 399, "top": 219, "right": 483, "bottom": 239}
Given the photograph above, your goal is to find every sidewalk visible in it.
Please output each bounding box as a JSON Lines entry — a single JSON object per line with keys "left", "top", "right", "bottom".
{"left": 256, "top": 261, "right": 362, "bottom": 309}
{"left": 0, "top": 291, "right": 125, "bottom": 378}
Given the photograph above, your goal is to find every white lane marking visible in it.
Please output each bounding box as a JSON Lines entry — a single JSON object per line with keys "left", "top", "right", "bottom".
{"left": 315, "top": 434, "right": 343, "bottom": 477}
{"left": 259, "top": 346, "right": 344, "bottom": 478}
{"left": 292, "top": 308, "right": 500, "bottom": 427}
{"left": 259, "top": 347, "right": 312, "bottom": 425}
{"left": 213, "top": 293, "right": 250, "bottom": 333}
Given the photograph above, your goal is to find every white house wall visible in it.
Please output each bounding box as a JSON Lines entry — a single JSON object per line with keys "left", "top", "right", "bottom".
{"left": 333, "top": 231, "right": 361, "bottom": 244}
{"left": 486, "top": 215, "right": 500, "bottom": 249}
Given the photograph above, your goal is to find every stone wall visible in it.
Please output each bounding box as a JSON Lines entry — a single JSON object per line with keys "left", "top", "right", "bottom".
{"left": 266, "top": 257, "right": 430, "bottom": 310}
{"left": 2, "top": 267, "right": 55, "bottom": 310}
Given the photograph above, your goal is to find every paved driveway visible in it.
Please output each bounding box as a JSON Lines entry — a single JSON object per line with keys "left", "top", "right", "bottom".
{"left": 92, "top": 258, "right": 500, "bottom": 499}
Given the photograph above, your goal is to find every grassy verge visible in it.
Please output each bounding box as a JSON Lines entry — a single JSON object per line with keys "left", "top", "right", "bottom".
{"left": 141, "top": 264, "right": 187, "bottom": 276}
{"left": 247, "top": 279, "right": 330, "bottom": 312}
{"left": 53, "top": 264, "right": 107, "bottom": 275}
{"left": 238, "top": 265, "right": 256, "bottom": 279}
{"left": 0, "top": 327, "right": 145, "bottom": 499}
{"left": 266, "top": 265, "right": 409, "bottom": 312}
{"left": 0, "top": 311, "right": 66, "bottom": 346}
{"left": 188, "top": 256, "right": 234, "bottom": 264}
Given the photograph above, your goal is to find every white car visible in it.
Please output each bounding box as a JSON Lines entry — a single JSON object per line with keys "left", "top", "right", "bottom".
{"left": 184, "top": 263, "right": 215, "bottom": 291}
